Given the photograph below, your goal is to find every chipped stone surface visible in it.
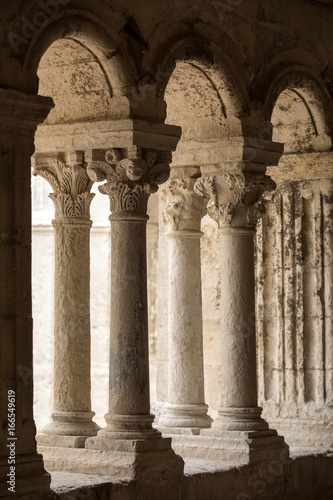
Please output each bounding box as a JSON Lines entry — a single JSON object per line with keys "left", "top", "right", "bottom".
{"left": 1, "top": 0, "right": 333, "bottom": 497}
{"left": 257, "top": 160, "right": 333, "bottom": 448}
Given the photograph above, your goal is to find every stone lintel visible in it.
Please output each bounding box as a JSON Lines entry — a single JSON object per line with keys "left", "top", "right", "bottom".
{"left": 267, "top": 151, "right": 333, "bottom": 183}
{"left": 35, "top": 119, "right": 181, "bottom": 153}
{"left": 172, "top": 137, "right": 283, "bottom": 172}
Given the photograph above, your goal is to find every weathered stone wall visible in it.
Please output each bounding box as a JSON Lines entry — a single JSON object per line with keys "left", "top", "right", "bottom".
{"left": 256, "top": 160, "right": 333, "bottom": 447}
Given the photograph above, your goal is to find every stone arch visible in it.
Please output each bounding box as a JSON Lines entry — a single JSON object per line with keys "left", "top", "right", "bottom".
{"left": 143, "top": 35, "right": 250, "bottom": 141}
{"left": 264, "top": 67, "right": 333, "bottom": 153}
{"left": 37, "top": 37, "right": 113, "bottom": 124}
{"left": 140, "top": 13, "right": 251, "bottom": 124}
{"left": 23, "top": 12, "right": 137, "bottom": 97}
{"left": 150, "top": 35, "right": 249, "bottom": 125}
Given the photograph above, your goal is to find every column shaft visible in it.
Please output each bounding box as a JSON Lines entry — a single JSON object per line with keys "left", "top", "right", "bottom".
{"left": 53, "top": 220, "right": 92, "bottom": 413}
{"left": 108, "top": 217, "right": 151, "bottom": 418}
{"left": 92, "top": 213, "right": 160, "bottom": 440}
{"left": 219, "top": 229, "right": 257, "bottom": 408}
{"left": 212, "top": 228, "right": 268, "bottom": 430}
{"left": 194, "top": 172, "right": 278, "bottom": 434}
{"left": 160, "top": 231, "right": 211, "bottom": 428}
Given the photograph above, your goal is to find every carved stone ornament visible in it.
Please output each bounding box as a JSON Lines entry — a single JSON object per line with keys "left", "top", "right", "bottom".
{"left": 194, "top": 172, "right": 276, "bottom": 228}
{"left": 161, "top": 177, "right": 207, "bottom": 231}
{"left": 87, "top": 148, "right": 170, "bottom": 215}
{"left": 33, "top": 159, "right": 94, "bottom": 219}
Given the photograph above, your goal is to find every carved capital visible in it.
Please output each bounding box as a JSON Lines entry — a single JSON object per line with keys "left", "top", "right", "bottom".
{"left": 194, "top": 172, "right": 276, "bottom": 228}
{"left": 33, "top": 153, "right": 94, "bottom": 219}
{"left": 87, "top": 147, "right": 171, "bottom": 215}
{"left": 161, "top": 177, "right": 207, "bottom": 231}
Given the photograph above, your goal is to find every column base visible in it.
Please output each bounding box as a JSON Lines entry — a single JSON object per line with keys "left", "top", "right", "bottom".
{"left": 158, "top": 403, "right": 212, "bottom": 434}
{"left": 88, "top": 413, "right": 161, "bottom": 440}
{"left": 37, "top": 411, "right": 100, "bottom": 448}
{"left": 0, "top": 453, "right": 50, "bottom": 499}
{"left": 212, "top": 406, "right": 269, "bottom": 431}
{"left": 168, "top": 406, "right": 287, "bottom": 464}
{"left": 38, "top": 438, "right": 184, "bottom": 480}
{"left": 169, "top": 428, "right": 289, "bottom": 464}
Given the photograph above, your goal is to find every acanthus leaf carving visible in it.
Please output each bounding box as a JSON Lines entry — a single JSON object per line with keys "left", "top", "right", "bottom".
{"left": 243, "top": 172, "right": 276, "bottom": 195}
{"left": 208, "top": 201, "right": 235, "bottom": 227}
{"left": 33, "top": 157, "right": 94, "bottom": 219}
{"left": 99, "top": 181, "right": 151, "bottom": 214}
{"left": 247, "top": 201, "right": 266, "bottom": 227}
{"left": 222, "top": 173, "right": 245, "bottom": 204}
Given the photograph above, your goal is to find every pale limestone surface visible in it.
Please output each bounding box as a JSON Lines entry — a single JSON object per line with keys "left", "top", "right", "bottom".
{"left": 1, "top": 0, "right": 333, "bottom": 498}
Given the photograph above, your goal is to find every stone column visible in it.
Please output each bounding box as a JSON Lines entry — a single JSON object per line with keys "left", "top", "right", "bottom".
{"left": 84, "top": 147, "right": 183, "bottom": 478}
{"left": 158, "top": 170, "right": 212, "bottom": 432}
{"left": 33, "top": 151, "right": 100, "bottom": 448}
{"left": 0, "top": 88, "right": 53, "bottom": 497}
{"left": 194, "top": 171, "right": 288, "bottom": 463}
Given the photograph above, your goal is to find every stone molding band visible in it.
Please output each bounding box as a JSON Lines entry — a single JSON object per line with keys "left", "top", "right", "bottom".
{"left": 166, "top": 230, "right": 203, "bottom": 238}
{"left": 109, "top": 212, "right": 149, "bottom": 222}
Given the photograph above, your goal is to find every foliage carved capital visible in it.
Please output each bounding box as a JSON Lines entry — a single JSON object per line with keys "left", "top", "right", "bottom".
{"left": 87, "top": 147, "right": 170, "bottom": 215}
{"left": 33, "top": 155, "right": 94, "bottom": 219}
{"left": 194, "top": 172, "right": 276, "bottom": 228}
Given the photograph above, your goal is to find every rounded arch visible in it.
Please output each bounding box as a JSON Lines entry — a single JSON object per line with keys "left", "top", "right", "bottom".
{"left": 142, "top": 17, "right": 251, "bottom": 121}
{"left": 264, "top": 66, "right": 333, "bottom": 153}
{"left": 37, "top": 37, "right": 113, "bottom": 124}
{"left": 23, "top": 11, "right": 137, "bottom": 96}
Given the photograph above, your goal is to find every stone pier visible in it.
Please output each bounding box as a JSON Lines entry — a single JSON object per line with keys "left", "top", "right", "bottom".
{"left": 0, "top": 89, "right": 53, "bottom": 498}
